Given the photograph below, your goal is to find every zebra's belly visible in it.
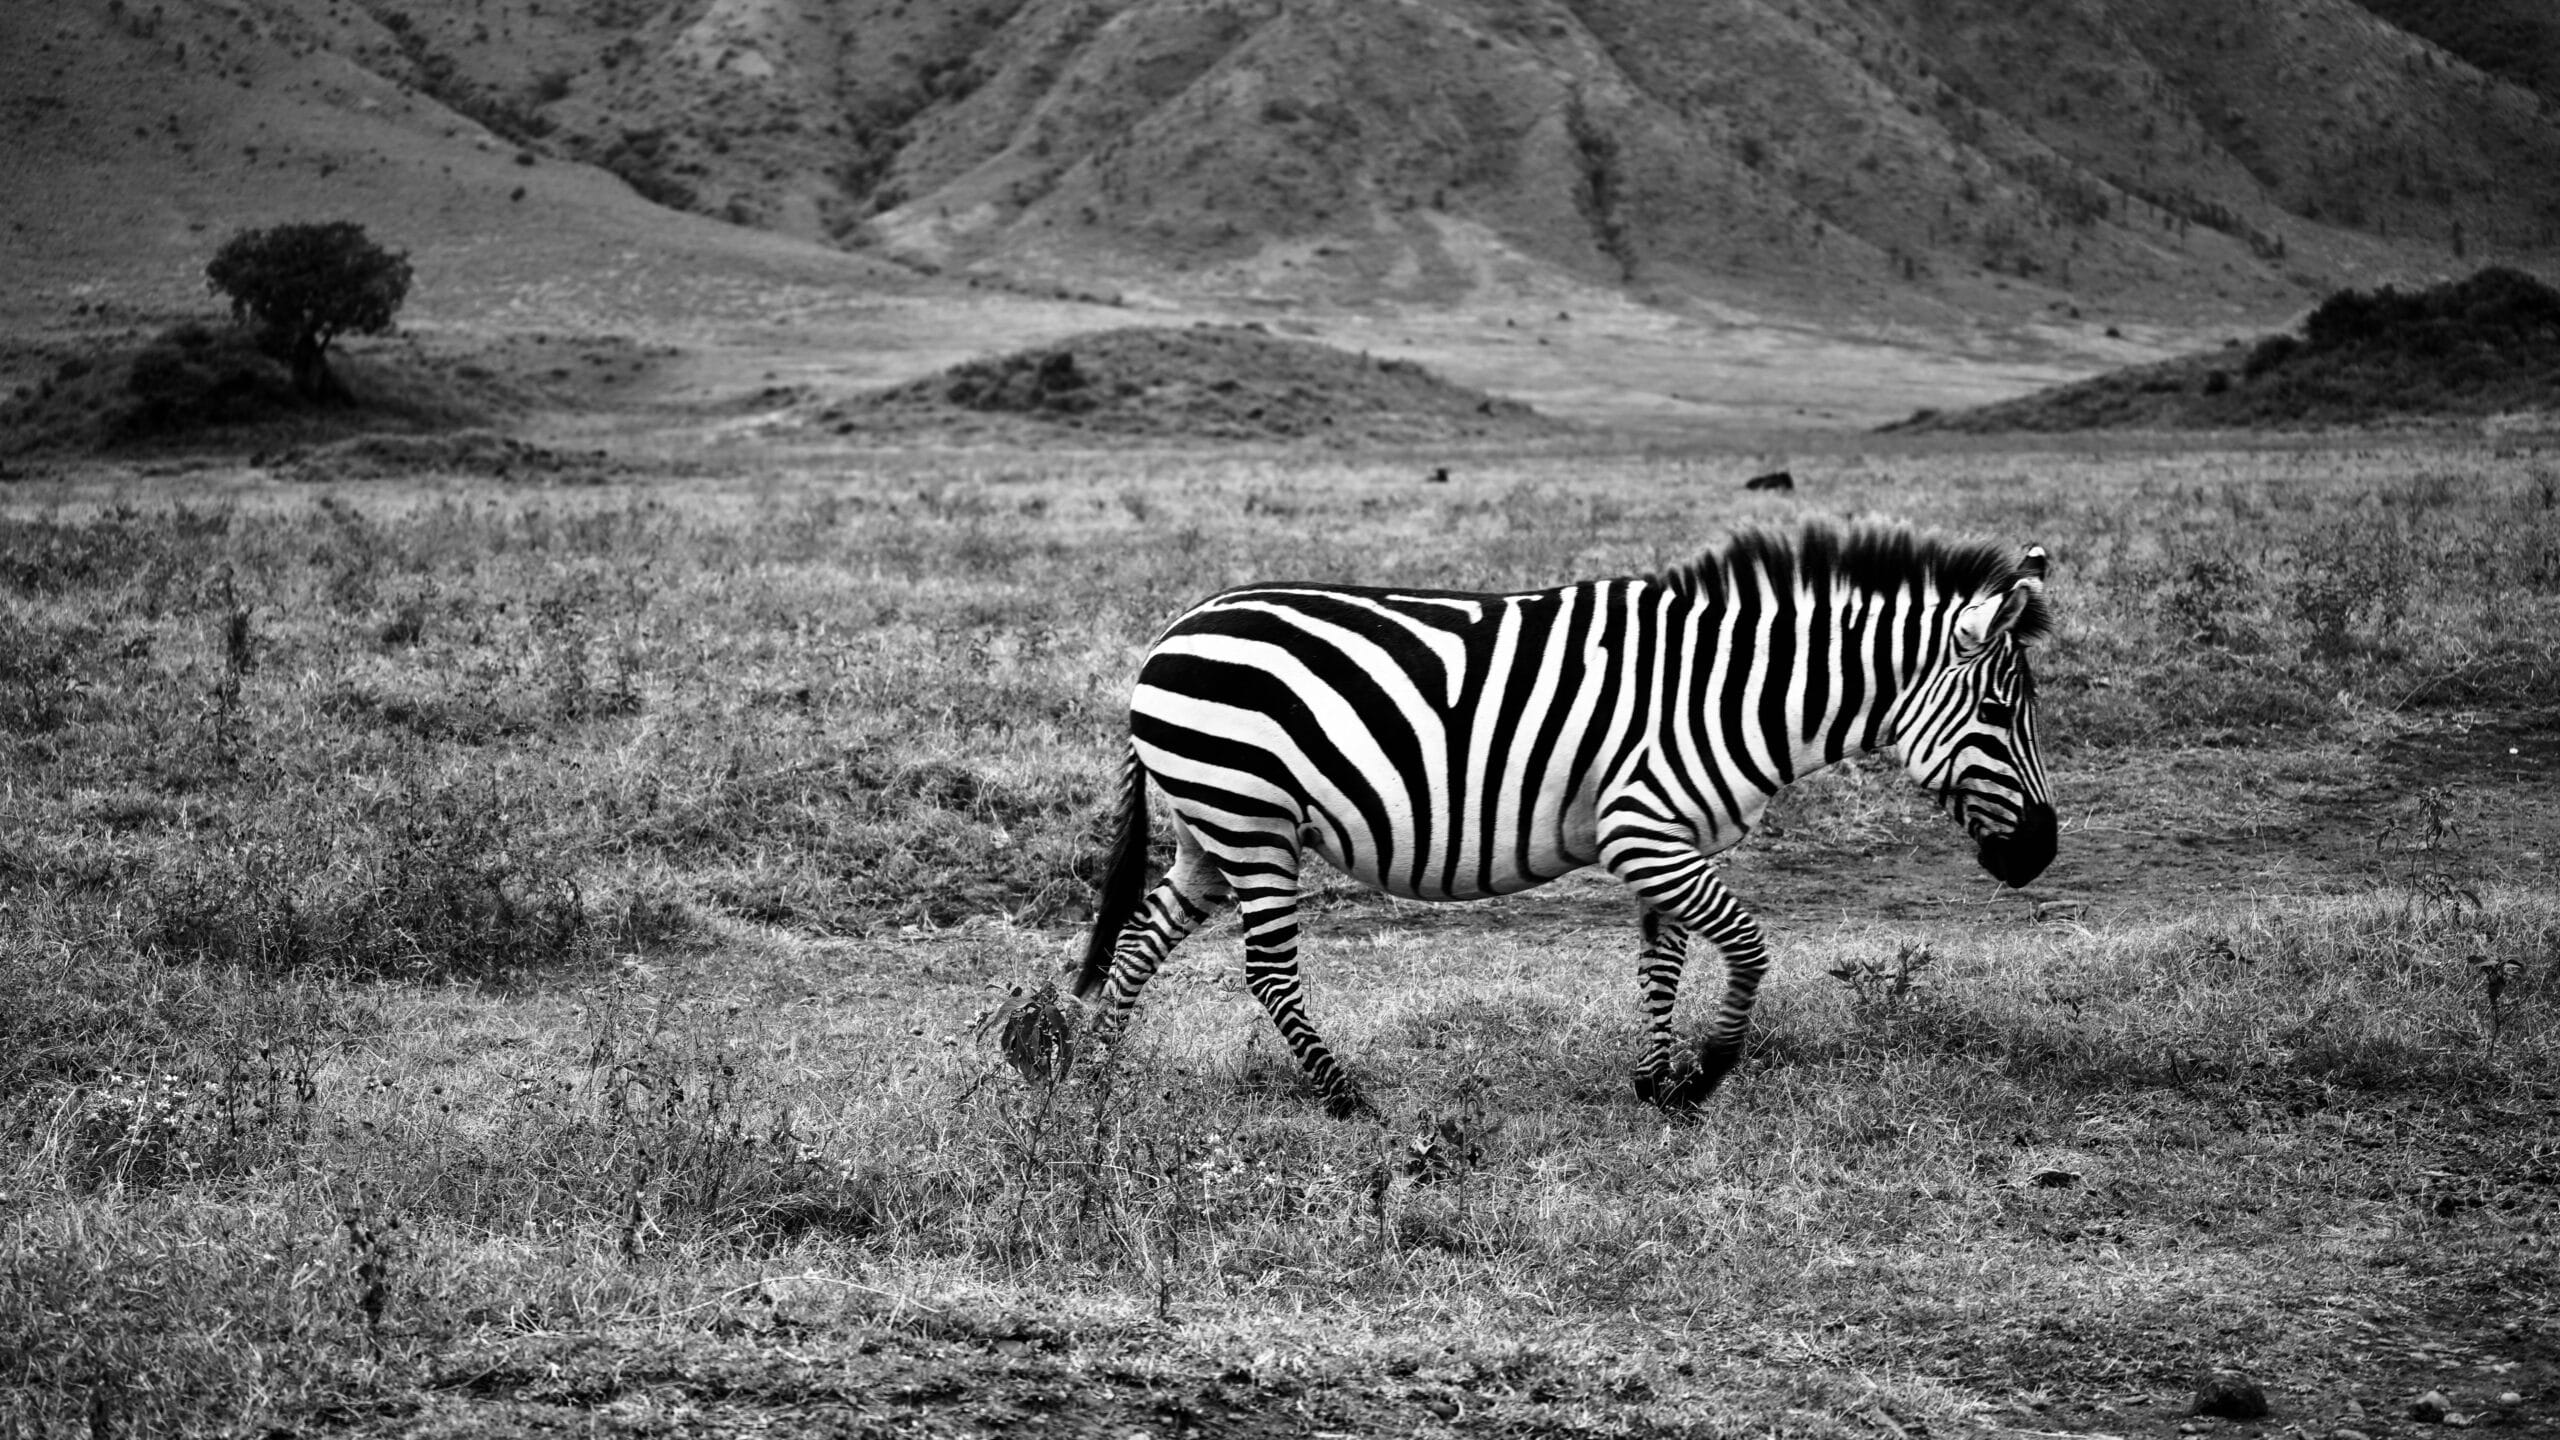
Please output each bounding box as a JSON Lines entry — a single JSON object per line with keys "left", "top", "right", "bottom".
{"left": 1300, "top": 811, "right": 1597, "bottom": 901}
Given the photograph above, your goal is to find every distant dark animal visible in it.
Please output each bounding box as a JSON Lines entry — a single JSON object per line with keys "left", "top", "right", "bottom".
{"left": 1745, "top": 470, "right": 1795, "bottom": 492}
{"left": 1075, "top": 522, "right": 2056, "bottom": 1118}
{"left": 1425, "top": 466, "right": 1450, "bottom": 484}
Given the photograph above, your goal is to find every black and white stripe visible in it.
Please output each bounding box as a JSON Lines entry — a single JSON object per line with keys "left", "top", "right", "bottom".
{"left": 1075, "top": 522, "right": 2055, "bottom": 1116}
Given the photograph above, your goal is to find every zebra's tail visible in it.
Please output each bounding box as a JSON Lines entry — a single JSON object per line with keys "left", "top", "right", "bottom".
{"left": 1072, "top": 742, "right": 1151, "bottom": 1006}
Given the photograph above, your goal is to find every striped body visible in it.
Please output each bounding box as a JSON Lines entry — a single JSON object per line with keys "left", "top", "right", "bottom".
{"left": 1078, "top": 524, "right": 2055, "bottom": 1116}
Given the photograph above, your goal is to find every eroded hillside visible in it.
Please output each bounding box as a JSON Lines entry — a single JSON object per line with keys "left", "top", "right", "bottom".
{"left": 304, "top": 0, "right": 2560, "bottom": 320}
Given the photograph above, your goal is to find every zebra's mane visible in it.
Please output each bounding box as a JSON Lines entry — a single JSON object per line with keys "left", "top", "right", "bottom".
{"left": 1661, "top": 523, "right": 2053, "bottom": 643}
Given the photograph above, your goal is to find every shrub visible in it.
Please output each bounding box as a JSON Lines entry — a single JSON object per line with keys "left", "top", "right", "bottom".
{"left": 2287, "top": 515, "right": 2416, "bottom": 665}
{"left": 0, "top": 610, "right": 89, "bottom": 733}
{"left": 138, "top": 784, "right": 610, "bottom": 983}
{"left": 2242, "top": 333, "right": 2299, "bottom": 379}
{"left": 121, "top": 323, "right": 300, "bottom": 435}
{"left": 2302, "top": 285, "right": 2398, "bottom": 351}
{"left": 2155, "top": 538, "right": 2256, "bottom": 648}
{"left": 2302, "top": 266, "right": 2560, "bottom": 356}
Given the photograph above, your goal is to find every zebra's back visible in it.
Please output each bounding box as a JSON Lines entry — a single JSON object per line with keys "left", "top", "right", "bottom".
{"left": 1131, "top": 579, "right": 1657, "bottom": 901}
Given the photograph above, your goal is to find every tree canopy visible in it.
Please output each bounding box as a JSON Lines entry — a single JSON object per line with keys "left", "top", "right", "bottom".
{"left": 204, "top": 222, "right": 413, "bottom": 401}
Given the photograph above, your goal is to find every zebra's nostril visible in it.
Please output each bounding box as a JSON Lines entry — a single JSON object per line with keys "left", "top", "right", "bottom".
{"left": 1975, "top": 803, "right": 2058, "bottom": 887}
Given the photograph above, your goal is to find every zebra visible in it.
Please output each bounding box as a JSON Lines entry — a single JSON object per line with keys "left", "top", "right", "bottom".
{"left": 1073, "top": 522, "right": 2054, "bottom": 1117}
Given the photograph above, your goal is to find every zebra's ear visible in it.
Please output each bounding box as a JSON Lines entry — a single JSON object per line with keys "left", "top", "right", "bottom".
{"left": 1955, "top": 551, "right": 2046, "bottom": 653}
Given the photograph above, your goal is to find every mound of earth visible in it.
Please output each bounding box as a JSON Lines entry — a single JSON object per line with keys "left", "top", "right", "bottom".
{"left": 1894, "top": 267, "right": 2560, "bottom": 433}
{"left": 263, "top": 430, "right": 618, "bottom": 483}
{"left": 0, "top": 321, "right": 524, "bottom": 457}
{"left": 813, "top": 325, "right": 1559, "bottom": 444}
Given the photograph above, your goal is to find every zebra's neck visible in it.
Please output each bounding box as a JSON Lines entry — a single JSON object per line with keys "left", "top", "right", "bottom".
{"left": 1671, "top": 564, "right": 1961, "bottom": 786}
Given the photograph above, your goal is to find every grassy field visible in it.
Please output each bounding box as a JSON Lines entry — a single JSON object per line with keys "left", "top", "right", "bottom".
{"left": 4, "top": 437, "right": 2559, "bottom": 1438}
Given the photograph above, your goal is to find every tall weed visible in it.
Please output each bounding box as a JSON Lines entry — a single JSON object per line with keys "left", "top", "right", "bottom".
{"left": 2288, "top": 512, "right": 2416, "bottom": 664}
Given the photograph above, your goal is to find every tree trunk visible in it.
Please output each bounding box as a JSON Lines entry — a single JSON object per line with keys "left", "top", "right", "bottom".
{"left": 290, "top": 331, "right": 345, "bottom": 403}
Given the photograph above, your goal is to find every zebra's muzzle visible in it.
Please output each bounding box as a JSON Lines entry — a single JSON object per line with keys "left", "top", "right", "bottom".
{"left": 1973, "top": 801, "right": 2056, "bottom": 887}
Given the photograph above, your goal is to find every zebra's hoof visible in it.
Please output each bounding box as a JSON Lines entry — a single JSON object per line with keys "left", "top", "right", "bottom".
{"left": 1645, "top": 1043, "right": 1742, "bottom": 1110}
{"left": 1653, "top": 1071, "right": 1721, "bottom": 1110}
{"left": 1677, "top": 1042, "right": 1745, "bottom": 1105}
{"left": 1634, "top": 1065, "right": 1703, "bottom": 1111}
{"left": 1324, "top": 1089, "right": 1380, "bottom": 1121}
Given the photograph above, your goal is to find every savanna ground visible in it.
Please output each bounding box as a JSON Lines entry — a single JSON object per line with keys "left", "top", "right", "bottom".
{"left": 5, "top": 435, "right": 2560, "bottom": 1439}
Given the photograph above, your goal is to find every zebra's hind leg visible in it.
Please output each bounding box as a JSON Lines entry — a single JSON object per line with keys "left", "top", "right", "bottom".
{"left": 1603, "top": 844, "right": 1770, "bottom": 1110}
{"left": 1228, "top": 852, "right": 1374, "bottom": 1120}
{"left": 1629, "top": 906, "right": 1697, "bottom": 1107}
{"left": 1089, "top": 822, "right": 1229, "bottom": 1043}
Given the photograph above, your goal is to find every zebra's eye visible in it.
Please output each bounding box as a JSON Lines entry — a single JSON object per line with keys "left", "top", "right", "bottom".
{"left": 1976, "top": 700, "right": 2014, "bottom": 726}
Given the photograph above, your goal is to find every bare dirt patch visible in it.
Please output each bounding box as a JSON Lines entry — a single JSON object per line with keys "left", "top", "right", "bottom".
{"left": 350, "top": 1327, "right": 1723, "bottom": 1439}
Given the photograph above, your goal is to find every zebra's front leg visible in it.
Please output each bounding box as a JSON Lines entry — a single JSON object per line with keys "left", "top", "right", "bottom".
{"left": 1232, "top": 872, "right": 1374, "bottom": 1120}
{"left": 1604, "top": 845, "right": 1770, "bottom": 1110}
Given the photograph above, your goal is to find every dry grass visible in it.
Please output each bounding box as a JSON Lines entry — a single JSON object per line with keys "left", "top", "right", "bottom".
{"left": 3, "top": 438, "right": 2558, "bottom": 1435}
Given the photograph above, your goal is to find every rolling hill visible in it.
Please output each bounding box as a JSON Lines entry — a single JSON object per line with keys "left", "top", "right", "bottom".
{"left": 1888, "top": 265, "right": 2560, "bottom": 431}
{"left": 8, "top": 0, "right": 2560, "bottom": 434}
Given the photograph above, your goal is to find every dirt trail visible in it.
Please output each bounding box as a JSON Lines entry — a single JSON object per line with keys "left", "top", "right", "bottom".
{"left": 1743, "top": 708, "right": 2560, "bottom": 928}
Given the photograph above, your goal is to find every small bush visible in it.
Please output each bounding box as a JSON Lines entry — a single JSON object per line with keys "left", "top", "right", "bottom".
{"left": 2242, "top": 332, "right": 2299, "bottom": 379}
{"left": 139, "top": 785, "right": 611, "bottom": 983}
{"left": 2287, "top": 515, "right": 2416, "bottom": 664}
{"left": 120, "top": 323, "right": 300, "bottom": 436}
{"left": 596, "top": 130, "right": 700, "bottom": 212}
{"left": 2154, "top": 537, "right": 2257, "bottom": 648}
{"left": 0, "top": 609, "right": 90, "bottom": 733}
{"left": 538, "top": 973, "right": 824, "bottom": 1234}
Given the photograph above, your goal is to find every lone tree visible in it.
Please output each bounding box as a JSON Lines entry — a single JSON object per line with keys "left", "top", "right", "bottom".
{"left": 204, "top": 221, "right": 413, "bottom": 402}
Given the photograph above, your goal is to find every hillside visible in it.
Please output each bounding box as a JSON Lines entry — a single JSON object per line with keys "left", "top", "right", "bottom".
{"left": 1887, "top": 265, "right": 2560, "bottom": 431}
{"left": 0, "top": 0, "right": 925, "bottom": 337}
{"left": 2351, "top": 0, "right": 2560, "bottom": 111}
{"left": 10, "top": 0, "right": 2560, "bottom": 335}
{"left": 299, "top": 0, "right": 2560, "bottom": 324}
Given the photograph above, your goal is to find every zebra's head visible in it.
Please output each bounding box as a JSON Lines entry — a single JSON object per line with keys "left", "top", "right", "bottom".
{"left": 1894, "top": 545, "right": 2055, "bottom": 888}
